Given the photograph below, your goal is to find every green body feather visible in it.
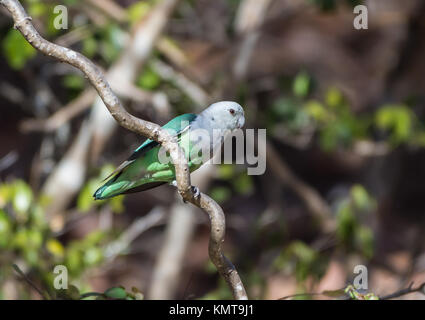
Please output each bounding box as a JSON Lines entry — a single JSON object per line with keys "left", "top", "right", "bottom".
{"left": 94, "top": 113, "right": 200, "bottom": 199}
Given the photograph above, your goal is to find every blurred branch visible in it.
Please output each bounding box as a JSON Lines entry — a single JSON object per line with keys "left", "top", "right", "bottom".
{"left": 0, "top": 151, "right": 18, "bottom": 172}
{"left": 149, "top": 200, "right": 197, "bottom": 299}
{"left": 266, "top": 139, "right": 334, "bottom": 231}
{"left": 1, "top": 0, "right": 247, "bottom": 300}
{"left": 12, "top": 264, "right": 49, "bottom": 300}
{"left": 149, "top": 164, "right": 216, "bottom": 299}
{"left": 353, "top": 140, "right": 390, "bottom": 157}
{"left": 233, "top": 0, "right": 273, "bottom": 80}
{"left": 380, "top": 282, "right": 425, "bottom": 300}
{"left": 43, "top": 120, "right": 92, "bottom": 230}
{"left": 280, "top": 281, "right": 425, "bottom": 300}
{"left": 151, "top": 59, "right": 210, "bottom": 108}
{"left": 103, "top": 206, "right": 167, "bottom": 262}
{"left": 20, "top": 89, "right": 97, "bottom": 133}
{"left": 20, "top": 84, "right": 169, "bottom": 133}
{"left": 86, "top": 0, "right": 127, "bottom": 23}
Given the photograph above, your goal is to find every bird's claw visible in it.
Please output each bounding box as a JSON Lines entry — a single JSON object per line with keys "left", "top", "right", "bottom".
{"left": 176, "top": 183, "right": 200, "bottom": 203}
{"left": 191, "top": 186, "right": 201, "bottom": 199}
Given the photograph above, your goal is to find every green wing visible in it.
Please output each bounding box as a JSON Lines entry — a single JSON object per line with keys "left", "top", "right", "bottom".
{"left": 94, "top": 113, "right": 197, "bottom": 199}
{"left": 132, "top": 113, "right": 197, "bottom": 157}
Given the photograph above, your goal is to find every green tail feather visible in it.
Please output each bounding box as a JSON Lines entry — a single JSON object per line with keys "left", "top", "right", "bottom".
{"left": 93, "top": 178, "right": 167, "bottom": 200}
{"left": 93, "top": 178, "right": 128, "bottom": 200}
{"left": 93, "top": 185, "right": 108, "bottom": 200}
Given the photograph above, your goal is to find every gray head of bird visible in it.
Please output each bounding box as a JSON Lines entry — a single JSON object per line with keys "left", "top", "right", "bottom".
{"left": 202, "top": 101, "right": 245, "bottom": 131}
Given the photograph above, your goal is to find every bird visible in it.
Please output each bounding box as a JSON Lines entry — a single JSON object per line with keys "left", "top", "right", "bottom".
{"left": 93, "top": 101, "right": 245, "bottom": 200}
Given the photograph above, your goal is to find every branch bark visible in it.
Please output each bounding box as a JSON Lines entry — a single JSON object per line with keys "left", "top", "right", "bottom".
{"left": 0, "top": 0, "right": 247, "bottom": 300}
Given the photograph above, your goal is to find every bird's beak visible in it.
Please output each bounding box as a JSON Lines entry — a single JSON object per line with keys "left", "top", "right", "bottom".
{"left": 237, "top": 117, "right": 245, "bottom": 129}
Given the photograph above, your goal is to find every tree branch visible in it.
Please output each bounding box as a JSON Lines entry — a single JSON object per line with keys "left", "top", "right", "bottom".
{"left": 0, "top": 0, "right": 247, "bottom": 300}
{"left": 380, "top": 282, "right": 425, "bottom": 300}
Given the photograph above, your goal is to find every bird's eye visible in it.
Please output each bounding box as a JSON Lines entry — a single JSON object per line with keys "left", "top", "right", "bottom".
{"left": 229, "top": 109, "right": 235, "bottom": 116}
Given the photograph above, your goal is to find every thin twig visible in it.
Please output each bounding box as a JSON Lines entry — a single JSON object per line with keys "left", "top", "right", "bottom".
{"left": 264, "top": 137, "right": 334, "bottom": 231}
{"left": 1, "top": 0, "right": 247, "bottom": 300}
{"left": 20, "top": 89, "right": 96, "bottom": 132}
{"left": 12, "top": 264, "right": 49, "bottom": 300}
{"left": 278, "top": 292, "right": 325, "bottom": 300}
{"left": 103, "top": 207, "right": 167, "bottom": 261}
{"left": 380, "top": 282, "right": 425, "bottom": 300}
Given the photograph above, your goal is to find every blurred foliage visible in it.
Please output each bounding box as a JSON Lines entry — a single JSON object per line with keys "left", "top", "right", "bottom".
{"left": 375, "top": 105, "right": 414, "bottom": 145}
{"left": 77, "top": 164, "right": 125, "bottom": 214}
{"left": 344, "top": 285, "right": 379, "bottom": 300}
{"left": 268, "top": 71, "right": 425, "bottom": 152}
{"left": 1, "top": 0, "right": 423, "bottom": 301}
{"left": 273, "top": 240, "right": 328, "bottom": 291}
{"left": 336, "top": 185, "right": 375, "bottom": 259}
{"left": 210, "top": 164, "right": 254, "bottom": 204}
{"left": 2, "top": 29, "right": 36, "bottom": 69}
{"left": 137, "top": 65, "right": 162, "bottom": 91}
{"left": 0, "top": 168, "right": 127, "bottom": 299}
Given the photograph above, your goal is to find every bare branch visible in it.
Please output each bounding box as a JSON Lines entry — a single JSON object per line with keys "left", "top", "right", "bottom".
{"left": 20, "top": 84, "right": 170, "bottom": 133}
{"left": 12, "top": 264, "right": 49, "bottom": 300}
{"left": 0, "top": 0, "right": 247, "bottom": 300}
{"left": 263, "top": 136, "right": 334, "bottom": 231}
{"left": 104, "top": 207, "right": 167, "bottom": 262}
{"left": 20, "top": 89, "right": 97, "bottom": 133}
{"left": 380, "top": 282, "right": 425, "bottom": 300}
{"left": 151, "top": 59, "right": 210, "bottom": 108}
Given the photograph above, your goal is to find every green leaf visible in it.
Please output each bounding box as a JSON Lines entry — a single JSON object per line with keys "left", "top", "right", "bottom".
{"left": 12, "top": 180, "right": 33, "bottom": 217}
{"left": 210, "top": 187, "right": 231, "bottom": 203}
{"left": 127, "top": 1, "right": 152, "bottom": 26}
{"left": 63, "top": 75, "right": 85, "bottom": 90}
{"left": 293, "top": 71, "right": 310, "bottom": 98}
{"left": 0, "top": 184, "right": 12, "bottom": 208}
{"left": 83, "top": 247, "right": 103, "bottom": 266}
{"left": 355, "top": 226, "right": 374, "bottom": 259}
{"left": 104, "top": 287, "right": 127, "bottom": 299}
{"left": 3, "top": 29, "right": 37, "bottom": 69}
{"left": 82, "top": 37, "right": 98, "bottom": 58}
{"left": 233, "top": 173, "right": 254, "bottom": 195}
{"left": 137, "top": 66, "right": 161, "bottom": 90}
{"left": 325, "top": 87, "right": 344, "bottom": 109}
{"left": 336, "top": 200, "right": 356, "bottom": 242}
{"left": 46, "top": 239, "right": 65, "bottom": 258}
{"left": 77, "top": 182, "right": 96, "bottom": 212}
{"left": 0, "top": 210, "right": 11, "bottom": 247}
{"left": 375, "top": 105, "right": 412, "bottom": 144}
{"left": 28, "top": 2, "right": 48, "bottom": 17}
{"left": 350, "top": 184, "right": 372, "bottom": 211}
{"left": 217, "top": 164, "right": 235, "bottom": 180}
{"left": 305, "top": 100, "right": 329, "bottom": 123}
{"left": 65, "top": 248, "right": 83, "bottom": 274}
{"left": 110, "top": 195, "right": 125, "bottom": 214}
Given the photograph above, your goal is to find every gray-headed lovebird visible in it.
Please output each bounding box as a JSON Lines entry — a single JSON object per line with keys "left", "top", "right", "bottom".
{"left": 93, "top": 101, "right": 245, "bottom": 200}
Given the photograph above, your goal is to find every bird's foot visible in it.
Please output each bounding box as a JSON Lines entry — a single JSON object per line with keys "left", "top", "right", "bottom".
{"left": 174, "top": 181, "right": 200, "bottom": 202}
{"left": 191, "top": 186, "right": 201, "bottom": 199}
